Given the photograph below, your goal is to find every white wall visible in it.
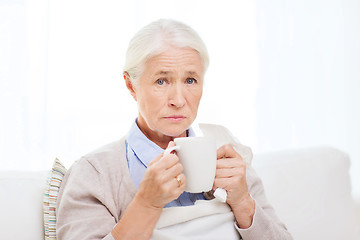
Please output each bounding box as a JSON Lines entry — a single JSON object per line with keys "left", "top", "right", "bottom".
{"left": 254, "top": 0, "right": 360, "bottom": 198}
{"left": 0, "top": 0, "right": 359, "bottom": 197}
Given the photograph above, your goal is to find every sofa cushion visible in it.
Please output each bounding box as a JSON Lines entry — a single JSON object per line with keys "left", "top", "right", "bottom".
{"left": 43, "top": 158, "right": 67, "bottom": 240}
{"left": 0, "top": 171, "right": 48, "bottom": 240}
{"left": 253, "top": 147, "right": 360, "bottom": 240}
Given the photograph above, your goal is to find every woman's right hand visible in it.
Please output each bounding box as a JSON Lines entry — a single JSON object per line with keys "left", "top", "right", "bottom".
{"left": 112, "top": 142, "right": 185, "bottom": 239}
{"left": 136, "top": 141, "right": 186, "bottom": 209}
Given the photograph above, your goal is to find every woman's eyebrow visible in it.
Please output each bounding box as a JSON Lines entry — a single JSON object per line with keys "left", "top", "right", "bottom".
{"left": 154, "top": 71, "right": 171, "bottom": 76}
{"left": 187, "top": 71, "right": 200, "bottom": 77}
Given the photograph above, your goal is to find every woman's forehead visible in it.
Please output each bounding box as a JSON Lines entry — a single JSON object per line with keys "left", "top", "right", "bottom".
{"left": 145, "top": 47, "right": 204, "bottom": 72}
{"left": 152, "top": 70, "right": 202, "bottom": 79}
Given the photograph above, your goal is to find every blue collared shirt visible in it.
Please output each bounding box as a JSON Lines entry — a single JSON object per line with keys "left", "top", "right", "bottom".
{"left": 125, "top": 120, "right": 206, "bottom": 208}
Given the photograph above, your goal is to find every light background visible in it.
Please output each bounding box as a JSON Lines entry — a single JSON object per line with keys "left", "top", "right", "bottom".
{"left": 1, "top": 0, "right": 359, "bottom": 198}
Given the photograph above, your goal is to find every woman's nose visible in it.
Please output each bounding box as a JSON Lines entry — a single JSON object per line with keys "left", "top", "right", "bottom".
{"left": 168, "top": 83, "right": 186, "bottom": 108}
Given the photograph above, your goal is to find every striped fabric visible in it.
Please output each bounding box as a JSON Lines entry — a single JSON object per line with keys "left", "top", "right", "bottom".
{"left": 43, "top": 158, "right": 67, "bottom": 240}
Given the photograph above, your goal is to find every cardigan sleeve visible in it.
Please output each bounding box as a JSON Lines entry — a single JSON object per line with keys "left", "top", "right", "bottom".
{"left": 235, "top": 165, "right": 293, "bottom": 239}
{"left": 56, "top": 157, "right": 117, "bottom": 240}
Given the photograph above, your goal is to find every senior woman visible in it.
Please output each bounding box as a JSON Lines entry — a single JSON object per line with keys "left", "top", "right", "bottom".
{"left": 56, "top": 19, "right": 292, "bottom": 239}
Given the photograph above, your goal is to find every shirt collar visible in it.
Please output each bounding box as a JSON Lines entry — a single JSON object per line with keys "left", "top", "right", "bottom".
{"left": 126, "top": 119, "right": 195, "bottom": 168}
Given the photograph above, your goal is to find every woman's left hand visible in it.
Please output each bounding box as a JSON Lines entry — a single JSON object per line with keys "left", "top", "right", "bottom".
{"left": 214, "top": 144, "right": 255, "bottom": 229}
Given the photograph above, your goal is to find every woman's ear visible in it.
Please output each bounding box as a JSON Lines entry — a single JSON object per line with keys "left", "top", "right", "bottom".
{"left": 124, "top": 72, "right": 137, "bottom": 101}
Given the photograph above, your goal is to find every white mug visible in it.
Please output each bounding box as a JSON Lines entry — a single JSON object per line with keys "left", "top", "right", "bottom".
{"left": 164, "top": 137, "right": 217, "bottom": 193}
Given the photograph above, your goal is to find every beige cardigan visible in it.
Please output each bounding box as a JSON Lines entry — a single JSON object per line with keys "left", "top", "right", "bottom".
{"left": 56, "top": 136, "right": 292, "bottom": 239}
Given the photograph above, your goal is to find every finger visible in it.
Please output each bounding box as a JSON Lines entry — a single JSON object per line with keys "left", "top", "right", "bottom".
{"left": 142, "top": 164, "right": 183, "bottom": 195}
{"left": 217, "top": 144, "right": 238, "bottom": 159}
{"left": 174, "top": 173, "right": 186, "bottom": 188}
{"left": 162, "top": 161, "right": 184, "bottom": 182}
{"left": 165, "top": 173, "right": 186, "bottom": 190}
{"left": 213, "top": 177, "right": 232, "bottom": 190}
{"left": 148, "top": 158, "right": 183, "bottom": 186}
{"left": 167, "top": 141, "right": 176, "bottom": 148}
{"left": 149, "top": 153, "right": 179, "bottom": 170}
{"left": 164, "top": 141, "right": 177, "bottom": 155}
{"left": 160, "top": 173, "right": 186, "bottom": 198}
{"left": 148, "top": 154, "right": 163, "bottom": 167}
{"left": 215, "top": 168, "right": 240, "bottom": 178}
{"left": 164, "top": 154, "right": 180, "bottom": 170}
{"left": 216, "top": 158, "right": 244, "bottom": 169}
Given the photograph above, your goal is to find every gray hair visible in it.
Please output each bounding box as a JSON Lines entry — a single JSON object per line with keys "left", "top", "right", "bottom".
{"left": 123, "top": 19, "right": 209, "bottom": 84}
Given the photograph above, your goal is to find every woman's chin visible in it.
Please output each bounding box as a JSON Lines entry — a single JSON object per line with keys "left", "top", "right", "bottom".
{"left": 163, "top": 129, "right": 187, "bottom": 138}
{"left": 161, "top": 125, "right": 189, "bottom": 138}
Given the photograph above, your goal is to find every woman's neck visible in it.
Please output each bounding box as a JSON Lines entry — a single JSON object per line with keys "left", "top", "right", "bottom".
{"left": 136, "top": 118, "right": 187, "bottom": 149}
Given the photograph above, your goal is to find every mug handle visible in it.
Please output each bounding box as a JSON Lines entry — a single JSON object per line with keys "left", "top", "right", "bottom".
{"left": 163, "top": 145, "right": 180, "bottom": 156}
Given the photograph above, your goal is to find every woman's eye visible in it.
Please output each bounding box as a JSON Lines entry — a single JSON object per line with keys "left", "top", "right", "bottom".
{"left": 156, "top": 79, "right": 165, "bottom": 85}
{"left": 186, "top": 78, "right": 197, "bottom": 84}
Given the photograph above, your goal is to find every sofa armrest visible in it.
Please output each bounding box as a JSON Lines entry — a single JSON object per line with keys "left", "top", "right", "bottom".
{"left": 253, "top": 147, "right": 360, "bottom": 240}
{"left": 355, "top": 197, "right": 360, "bottom": 232}
{"left": 0, "top": 171, "right": 49, "bottom": 240}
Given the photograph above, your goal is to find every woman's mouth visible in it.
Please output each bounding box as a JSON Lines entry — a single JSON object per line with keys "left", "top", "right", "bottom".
{"left": 164, "top": 115, "right": 185, "bottom": 122}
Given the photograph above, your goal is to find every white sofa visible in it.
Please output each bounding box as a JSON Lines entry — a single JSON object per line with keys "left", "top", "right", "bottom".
{"left": 1, "top": 147, "right": 359, "bottom": 239}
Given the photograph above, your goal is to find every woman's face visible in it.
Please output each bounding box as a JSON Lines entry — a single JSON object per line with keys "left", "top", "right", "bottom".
{"left": 127, "top": 47, "right": 204, "bottom": 143}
